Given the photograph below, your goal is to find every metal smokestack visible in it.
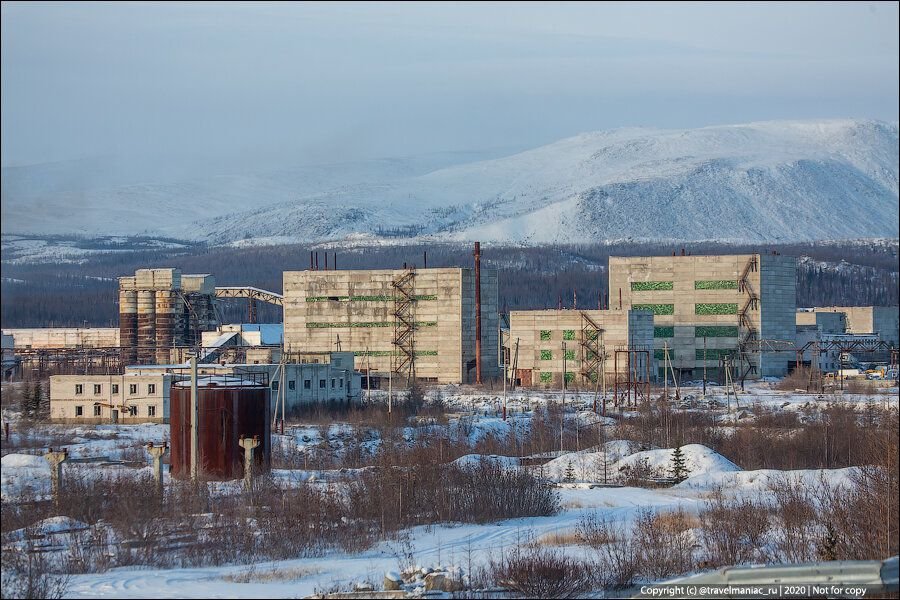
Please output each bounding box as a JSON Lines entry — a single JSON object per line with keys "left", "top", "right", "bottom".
{"left": 474, "top": 241, "right": 482, "bottom": 385}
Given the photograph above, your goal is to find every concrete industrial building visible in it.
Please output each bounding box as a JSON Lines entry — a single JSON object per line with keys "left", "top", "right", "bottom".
{"left": 795, "top": 311, "right": 848, "bottom": 372}
{"left": 797, "top": 306, "right": 899, "bottom": 349}
{"left": 608, "top": 253, "right": 797, "bottom": 380}
{"left": 50, "top": 373, "right": 173, "bottom": 424}
{"left": 507, "top": 309, "right": 654, "bottom": 388}
{"left": 118, "top": 268, "right": 218, "bottom": 365}
{"left": 2, "top": 333, "right": 16, "bottom": 380}
{"left": 49, "top": 351, "right": 360, "bottom": 424}
{"left": 283, "top": 266, "right": 499, "bottom": 384}
{"left": 2, "top": 327, "right": 120, "bottom": 349}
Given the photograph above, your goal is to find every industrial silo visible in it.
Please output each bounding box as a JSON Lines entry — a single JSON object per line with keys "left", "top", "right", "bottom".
{"left": 170, "top": 378, "right": 270, "bottom": 480}
{"left": 119, "top": 287, "right": 138, "bottom": 365}
{"left": 155, "top": 290, "right": 175, "bottom": 364}
{"left": 136, "top": 289, "right": 156, "bottom": 364}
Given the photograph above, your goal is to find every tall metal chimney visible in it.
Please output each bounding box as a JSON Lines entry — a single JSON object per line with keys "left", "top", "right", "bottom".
{"left": 474, "top": 241, "right": 482, "bottom": 385}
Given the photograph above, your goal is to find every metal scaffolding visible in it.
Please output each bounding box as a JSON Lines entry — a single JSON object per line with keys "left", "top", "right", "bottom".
{"left": 391, "top": 267, "right": 417, "bottom": 382}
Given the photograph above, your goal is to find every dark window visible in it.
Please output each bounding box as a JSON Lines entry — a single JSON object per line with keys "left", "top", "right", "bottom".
{"left": 272, "top": 380, "right": 279, "bottom": 391}
{"left": 304, "top": 380, "right": 311, "bottom": 389}
{"left": 129, "top": 406, "right": 137, "bottom": 416}
{"left": 75, "top": 405, "right": 83, "bottom": 416}
{"left": 93, "top": 405, "right": 101, "bottom": 416}
{"left": 129, "top": 384, "right": 137, "bottom": 395}
{"left": 111, "top": 384, "right": 119, "bottom": 394}
{"left": 331, "top": 378, "right": 335, "bottom": 388}
{"left": 319, "top": 379, "right": 326, "bottom": 389}
{"left": 148, "top": 405, "right": 156, "bottom": 417}
{"left": 288, "top": 380, "right": 296, "bottom": 390}
{"left": 339, "top": 378, "right": 344, "bottom": 388}
{"left": 148, "top": 384, "right": 156, "bottom": 394}
{"left": 93, "top": 384, "right": 102, "bottom": 394}
{"left": 75, "top": 384, "right": 83, "bottom": 395}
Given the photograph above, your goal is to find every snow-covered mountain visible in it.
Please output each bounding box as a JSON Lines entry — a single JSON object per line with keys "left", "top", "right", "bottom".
{"left": 3, "top": 119, "right": 897, "bottom": 244}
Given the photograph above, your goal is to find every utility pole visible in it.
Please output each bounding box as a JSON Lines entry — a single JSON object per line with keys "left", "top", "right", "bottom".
{"left": 189, "top": 355, "right": 199, "bottom": 481}
{"left": 502, "top": 353, "right": 507, "bottom": 421}
{"left": 702, "top": 336, "right": 708, "bottom": 398}
{"left": 562, "top": 340, "right": 567, "bottom": 406}
{"left": 366, "top": 348, "right": 371, "bottom": 404}
{"left": 664, "top": 341, "right": 669, "bottom": 401}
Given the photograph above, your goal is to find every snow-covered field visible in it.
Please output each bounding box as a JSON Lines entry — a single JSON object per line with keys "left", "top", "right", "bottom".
{"left": 1, "top": 382, "right": 896, "bottom": 598}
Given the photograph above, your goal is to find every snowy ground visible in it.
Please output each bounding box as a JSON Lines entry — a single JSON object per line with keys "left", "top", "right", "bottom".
{"left": 1, "top": 382, "right": 895, "bottom": 598}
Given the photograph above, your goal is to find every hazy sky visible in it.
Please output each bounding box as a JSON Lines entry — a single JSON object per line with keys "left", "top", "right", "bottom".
{"left": 2, "top": 1, "right": 898, "bottom": 171}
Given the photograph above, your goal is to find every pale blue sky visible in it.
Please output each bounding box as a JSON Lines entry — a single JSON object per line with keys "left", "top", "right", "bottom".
{"left": 2, "top": 1, "right": 897, "bottom": 170}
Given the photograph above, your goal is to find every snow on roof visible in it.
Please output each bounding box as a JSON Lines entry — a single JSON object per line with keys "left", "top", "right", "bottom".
{"left": 173, "top": 376, "right": 264, "bottom": 387}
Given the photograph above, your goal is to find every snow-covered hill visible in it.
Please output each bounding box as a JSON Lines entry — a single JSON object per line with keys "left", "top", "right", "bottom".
{"left": 3, "top": 119, "right": 897, "bottom": 244}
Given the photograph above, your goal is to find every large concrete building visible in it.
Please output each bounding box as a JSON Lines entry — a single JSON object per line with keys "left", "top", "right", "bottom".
{"left": 50, "top": 352, "right": 361, "bottom": 424}
{"left": 608, "top": 253, "right": 797, "bottom": 379}
{"left": 283, "top": 267, "right": 499, "bottom": 384}
{"left": 798, "top": 306, "right": 899, "bottom": 349}
{"left": 508, "top": 309, "right": 654, "bottom": 388}
{"left": 2, "top": 327, "right": 119, "bottom": 349}
{"left": 118, "top": 268, "right": 218, "bottom": 365}
{"left": 795, "top": 311, "right": 848, "bottom": 373}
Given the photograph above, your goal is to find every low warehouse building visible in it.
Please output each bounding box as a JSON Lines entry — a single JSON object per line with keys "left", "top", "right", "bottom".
{"left": 508, "top": 309, "right": 654, "bottom": 388}
{"left": 50, "top": 351, "right": 361, "bottom": 423}
{"left": 50, "top": 373, "right": 172, "bottom": 424}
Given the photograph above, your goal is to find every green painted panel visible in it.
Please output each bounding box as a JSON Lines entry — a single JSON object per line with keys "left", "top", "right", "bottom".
{"left": 306, "top": 294, "right": 438, "bottom": 302}
{"left": 654, "top": 349, "right": 675, "bottom": 360}
{"left": 564, "top": 350, "right": 576, "bottom": 360}
{"left": 540, "top": 350, "right": 553, "bottom": 361}
{"left": 654, "top": 326, "right": 675, "bottom": 338}
{"left": 695, "top": 348, "right": 736, "bottom": 360}
{"left": 540, "top": 371, "right": 553, "bottom": 383}
{"left": 695, "top": 325, "right": 738, "bottom": 337}
{"left": 540, "top": 330, "right": 552, "bottom": 341}
{"left": 564, "top": 372, "right": 575, "bottom": 384}
{"left": 631, "top": 281, "right": 673, "bottom": 291}
{"left": 634, "top": 303, "right": 675, "bottom": 315}
{"left": 694, "top": 280, "right": 738, "bottom": 290}
{"left": 695, "top": 303, "right": 738, "bottom": 315}
{"left": 563, "top": 330, "right": 576, "bottom": 340}
{"left": 306, "top": 321, "right": 437, "bottom": 328}
{"left": 355, "top": 350, "right": 438, "bottom": 357}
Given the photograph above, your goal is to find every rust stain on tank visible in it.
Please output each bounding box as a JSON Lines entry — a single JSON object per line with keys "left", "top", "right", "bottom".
{"left": 170, "top": 382, "right": 270, "bottom": 480}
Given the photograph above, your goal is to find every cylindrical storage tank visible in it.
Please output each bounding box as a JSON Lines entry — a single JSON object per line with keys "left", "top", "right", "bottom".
{"left": 136, "top": 290, "right": 156, "bottom": 364}
{"left": 119, "top": 289, "right": 138, "bottom": 365}
{"left": 155, "top": 290, "right": 175, "bottom": 364}
{"left": 170, "top": 379, "right": 270, "bottom": 480}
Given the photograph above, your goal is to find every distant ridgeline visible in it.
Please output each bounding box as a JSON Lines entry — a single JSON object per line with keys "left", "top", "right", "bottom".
{"left": 1, "top": 239, "right": 897, "bottom": 328}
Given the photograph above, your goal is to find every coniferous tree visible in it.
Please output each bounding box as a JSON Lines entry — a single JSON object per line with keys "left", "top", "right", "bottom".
{"left": 669, "top": 446, "right": 689, "bottom": 483}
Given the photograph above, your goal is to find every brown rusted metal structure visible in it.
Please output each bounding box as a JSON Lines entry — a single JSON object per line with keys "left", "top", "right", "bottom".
{"left": 612, "top": 347, "right": 651, "bottom": 409}
{"left": 119, "top": 289, "right": 138, "bottom": 365}
{"left": 170, "top": 377, "right": 270, "bottom": 480}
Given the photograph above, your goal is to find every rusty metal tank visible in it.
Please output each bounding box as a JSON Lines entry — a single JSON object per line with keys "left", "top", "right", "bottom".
{"left": 170, "top": 377, "right": 270, "bottom": 480}
{"left": 118, "top": 289, "right": 138, "bottom": 365}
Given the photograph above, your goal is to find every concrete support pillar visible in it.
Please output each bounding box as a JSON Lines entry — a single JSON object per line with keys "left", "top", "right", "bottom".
{"left": 239, "top": 435, "right": 260, "bottom": 490}
{"left": 44, "top": 447, "right": 69, "bottom": 507}
{"left": 146, "top": 442, "right": 168, "bottom": 498}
